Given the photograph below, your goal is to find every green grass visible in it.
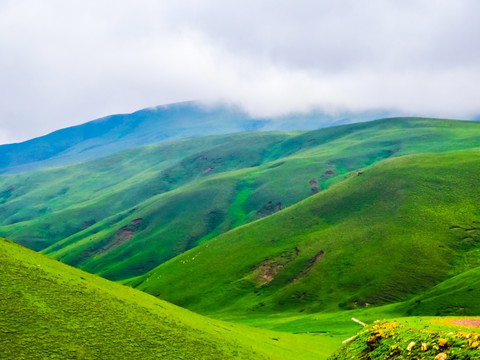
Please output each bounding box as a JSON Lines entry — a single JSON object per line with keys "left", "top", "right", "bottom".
{"left": 0, "top": 237, "right": 341, "bottom": 359}
{"left": 131, "top": 148, "right": 480, "bottom": 317}
{"left": 329, "top": 317, "right": 480, "bottom": 359}
{"left": 403, "top": 266, "right": 480, "bottom": 317}
{"left": 3, "top": 118, "right": 480, "bottom": 281}
{"left": 3, "top": 118, "right": 480, "bottom": 359}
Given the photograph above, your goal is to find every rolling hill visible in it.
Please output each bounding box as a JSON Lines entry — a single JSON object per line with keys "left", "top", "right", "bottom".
{"left": 0, "top": 102, "right": 266, "bottom": 174}
{"left": 0, "top": 101, "right": 392, "bottom": 174}
{"left": 0, "top": 237, "right": 334, "bottom": 360}
{"left": 3, "top": 115, "right": 480, "bottom": 359}
{"left": 130, "top": 148, "right": 480, "bottom": 316}
{"left": 2, "top": 117, "right": 480, "bottom": 281}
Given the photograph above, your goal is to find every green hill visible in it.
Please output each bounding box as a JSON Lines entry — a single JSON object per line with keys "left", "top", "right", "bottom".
{"left": 0, "top": 102, "right": 270, "bottom": 174}
{"left": 0, "top": 237, "right": 336, "bottom": 360}
{"left": 131, "top": 148, "right": 480, "bottom": 316}
{"left": 3, "top": 117, "right": 480, "bottom": 359}
{"left": 0, "top": 101, "right": 391, "bottom": 174}
{"left": 0, "top": 131, "right": 293, "bottom": 252}
{"left": 329, "top": 317, "right": 480, "bottom": 359}
{"left": 2, "top": 117, "right": 480, "bottom": 281}
{"left": 404, "top": 265, "right": 480, "bottom": 317}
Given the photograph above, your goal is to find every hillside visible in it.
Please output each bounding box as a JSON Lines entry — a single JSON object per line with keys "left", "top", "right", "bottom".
{"left": 0, "top": 102, "right": 265, "bottom": 174}
{"left": 0, "top": 101, "right": 391, "bottom": 174}
{"left": 131, "top": 148, "right": 480, "bottom": 316}
{"left": 0, "top": 131, "right": 294, "bottom": 253}
{"left": 329, "top": 317, "right": 480, "bottom": 359}
{"left": 2, "top": 117, "right": 480, "bottom": 280}
{"left": 0, "top": 237, "right": 334, "bottom": 360}
{"left": 404, "top": 265, "right": 480, "bottom": 317}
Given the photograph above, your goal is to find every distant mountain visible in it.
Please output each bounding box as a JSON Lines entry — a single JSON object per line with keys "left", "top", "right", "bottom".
{"left": 3, "top": 117, "right": 480, "bottom": 282}
{"left": 0, "top": 101, "right": 395, "bottom": 173}
{"left": 3, "top": 116, "right": 480, "bottom": 360}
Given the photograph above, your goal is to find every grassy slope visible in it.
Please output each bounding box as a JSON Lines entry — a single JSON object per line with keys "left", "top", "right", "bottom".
{"left": 3, "top": 118, "right": 480, "bottom": 280}
{"left": 0, "top": 131, "right": 293, "bottom": 251}
{"left": 225, "top": 262, "right": 480, "bottom": 344}
{"left": 404, "top": 266, "right": 480, "bottom": 317}
{"left": 218, "top": 251, "right": 480, "bottom": 357}
{"left": 329, "top": 317, "right": 480, "bottom": 359}
{"left": 131, "top": 148, "right": 480, "bottom": 316}
{"left": 0, "top": 102, "right": 271, "bottom": 174}
{"left": 0, "top": 237, "right": 338, "bottom": 360}
{"left": 0, "top": 101, "right": 393, "bottom": 174}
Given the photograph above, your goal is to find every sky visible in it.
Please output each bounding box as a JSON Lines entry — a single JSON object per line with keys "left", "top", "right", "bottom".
{"left": 0, "top": 0, "right": 479, "bottom": 144}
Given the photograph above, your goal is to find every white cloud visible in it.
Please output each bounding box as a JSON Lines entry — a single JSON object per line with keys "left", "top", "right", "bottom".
{"left": 0, "top": 127, "right": 12, "bottom": 145}
{"left": 0, "top": 0, "right": 479, "bottom": 143}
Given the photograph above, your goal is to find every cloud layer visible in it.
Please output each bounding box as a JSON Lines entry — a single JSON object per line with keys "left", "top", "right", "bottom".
{"left": 1, "top": 0, "right": 479, "bottom": 143}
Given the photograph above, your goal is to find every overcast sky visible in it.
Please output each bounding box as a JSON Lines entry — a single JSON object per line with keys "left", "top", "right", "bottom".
{"left": 0, "top": 0, "right": 479, "bottom": 144}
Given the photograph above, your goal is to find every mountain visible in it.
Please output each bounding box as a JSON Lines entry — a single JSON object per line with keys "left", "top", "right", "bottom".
{"left": 0, "top": 101, "right": 395, "bottom": 174}
{"left": 2, "top": 117, "right": 480, "bottom": 281}
{"left": 3, "top": 115, "right": 480, "bottom": 359}
{"left": 0, "top": 237, "right": 332, "bottom": 360}
{"left": 130, "top": 148, "right": 480, "bottom": 316}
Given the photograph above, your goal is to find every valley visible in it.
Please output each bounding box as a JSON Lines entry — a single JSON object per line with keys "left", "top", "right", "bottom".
{"left": 2, "top": 116, "right": 480, "bottom": 359}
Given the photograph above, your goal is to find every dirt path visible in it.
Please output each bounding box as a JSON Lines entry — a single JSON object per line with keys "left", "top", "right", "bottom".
{"left": 451, "top": 318, "right": 480, "bottom": 328}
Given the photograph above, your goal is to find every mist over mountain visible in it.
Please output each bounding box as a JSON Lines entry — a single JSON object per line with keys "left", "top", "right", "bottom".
{"left": 0, "top": 101, "right": 396, "bottom": 174}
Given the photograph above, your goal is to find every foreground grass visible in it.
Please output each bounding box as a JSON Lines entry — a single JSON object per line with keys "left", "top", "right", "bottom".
{"left": 0, "top": 238, "right": 336, "bottom": 359}
{"left": 222, "top": 305, "right": 480, "bottom": 359}
{"left": 329, "top": 317, "right": 480, "bottom": 359}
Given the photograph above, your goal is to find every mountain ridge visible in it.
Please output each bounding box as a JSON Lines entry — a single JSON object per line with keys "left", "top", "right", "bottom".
{"left": 2, "top": 117, "right": 480, "bottom": 281}
{"left": 131, "top": 148, "right": 480, "bottom": 316}
{"left": 0, "top": 101, "right": 396, "bottom": 174}
{"left": 3, "top": 116, "right": 480, "bottom": 359}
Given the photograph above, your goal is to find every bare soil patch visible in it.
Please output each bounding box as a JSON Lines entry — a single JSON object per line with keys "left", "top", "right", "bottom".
{"left": 451, "top": 318, "right": 480, "bottom": 328}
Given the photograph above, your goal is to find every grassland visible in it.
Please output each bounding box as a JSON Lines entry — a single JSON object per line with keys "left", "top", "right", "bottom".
{"left": 0, "top": 237, "right": 341, "bottom": 360}
{"left": 3, "top": 118, "right": 480, "bottom": 281}
{"left": 3, "top": 117, "right": 480, "bottom": 359}
{"left": 131, "top": 148, "right": 480, "bottom": 317}
{"left": 5, "top": 234, "right": 475, "bottom": 359}
{"left": 329, "top": 317, "right": 480, "bottom": 359}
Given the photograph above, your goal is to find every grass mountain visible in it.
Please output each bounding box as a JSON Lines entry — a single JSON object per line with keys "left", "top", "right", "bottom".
{"left": 4, "top": 234, "right": 476, "bottom": 360}
{"left": 0, "top": 237, "right": 334, "bottom": 360}
{"left": 0, "top": 102, "right": 266, "bottom": 174}
{"left": 130, "top": 148, "right": 480, "bottom": 317}
{"left": 0, "top": 101, "right": 394, "bottom": 174}
{"left": 3, "top": 115, "right": 480, "bottom": 359}
{"left": 2, "top": 117, "right": 480, "bottom": 282}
